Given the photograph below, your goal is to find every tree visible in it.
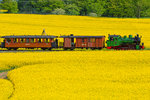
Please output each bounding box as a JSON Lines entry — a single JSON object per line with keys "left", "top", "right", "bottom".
{"left": 18, "top": 0, "right": 64, "bottom": 14}
{"left": 18, "top": 0, "right": 37, "bottom": 13}
{"left": 72, "top": 0, "right": 106, "bottom": 16}
{"left": 133, "top": 0, "right": 150, "bottom": 18}
{"left": 51, "top": 8, "right": 65, "bottom": 15}
{"left": 1, "top": 0, "right": 150, "bottom": 17}
{"left": 144, "top": 8, "right": 150, "bottom": 17}
{"left": 103, "top": 0, "right": 136, "bottom": 17}
{"left": 1, "top": 0, "right": 18, "bottom": 13}
{"left": 63, "top": 0, "right": 74, "bottom": 5}
{"left": 90, "top": 0, "right": 106, "bottom": 17}
{"left": 35, "top": 0, "right": 64, "bottom": 14}
{"left": 64, "top": 4, "right": 80, "bottom": 15}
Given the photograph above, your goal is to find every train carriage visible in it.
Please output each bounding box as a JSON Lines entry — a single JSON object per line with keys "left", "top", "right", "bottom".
{"left": 60, "top": 34, "right": 105, "bottom": 50}
{"left": 1, "top": 35, "right": 58, "bottom": 50}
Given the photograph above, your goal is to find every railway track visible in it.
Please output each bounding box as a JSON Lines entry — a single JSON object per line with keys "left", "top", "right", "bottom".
{"left": 0, "top": 49, "right": 149, "bottom": 53}
{"left": 0, "top": 49, "right": 95, "bottom": 52}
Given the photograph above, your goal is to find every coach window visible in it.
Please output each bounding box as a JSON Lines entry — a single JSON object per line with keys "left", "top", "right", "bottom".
{"left": 82, "top": 38, "right": 84, "bottom": 43}
{"left": 26, "top": 38, "right": 29, "bottom": 43}
{"left": 34, "top": 38, "right": 37, "bottom": 43}
{"left": 13, "top": 38, "right": 17, "bottom": 43}
{"left": 91, "top": 38, "right": 95, "bottom": 43}
{"left": 46, "top": 38, "right": 49, "bottom": 43}
{"left": 42, "top": 39, "right": 44, "bottom": 42}
{"left": 17, "top": 38, "right": 19, "bottom": 42}
{"left": 6, "top": 38, "right": 11, "bottom": 43}
{"left": 88, "top": 38, "right": 90, "bottom": 42}
{"left": 31, "top": 38, "right": 34, "bottom": 43}
{"left": 38, "top": 38, "right": 41, "bottom": 43}
{"left": 21, "top": 38, "right": 24, "bottom": 43}
{"left": 111, "top": 37, "right": 114, "bottom": 41}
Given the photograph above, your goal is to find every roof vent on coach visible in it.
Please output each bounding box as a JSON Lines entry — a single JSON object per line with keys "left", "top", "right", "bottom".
{"left": 70, "top": 34, "right": 74, "bottom": 36}
{"left": 42, "top": 29, "right": 46, "bottom": 35}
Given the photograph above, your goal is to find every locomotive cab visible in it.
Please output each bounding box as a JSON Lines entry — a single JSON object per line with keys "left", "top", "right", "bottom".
{"left": 106, "top": 35, "right": 121, "bottom": 49}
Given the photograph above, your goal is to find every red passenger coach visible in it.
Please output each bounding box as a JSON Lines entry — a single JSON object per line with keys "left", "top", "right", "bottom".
{"left": 1, "top": 35, "right": 57, "bottom": 50}
{"left": 60, "top": 35, "right": 105, "bottom": 50}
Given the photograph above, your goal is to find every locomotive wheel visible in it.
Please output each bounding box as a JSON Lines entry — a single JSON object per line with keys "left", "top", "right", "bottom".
{"left": 48, "top": 48, "right": 52, "bottom": 51}
{"left": 91, "top": 48, "right": 95, "bottom": 50}
{"left": 7, "top": 48, "right": 12, "bottom": 50}
{"left": 64, "top": 48, "right": 68, "bottom": 50}
{"left": 13, "top": 48, "right": 18, "bottom": 50}
{"left": 70, "top": 48, "right": 74, "bottom": 50}
{"left": 98, "top": 48, "right": 102, "bottom": 50}
{"left": 121, "top": 48, "right": 125, "bottom": 50}
{"left": 41, "top": 48, "right": 47, "bottom": 50}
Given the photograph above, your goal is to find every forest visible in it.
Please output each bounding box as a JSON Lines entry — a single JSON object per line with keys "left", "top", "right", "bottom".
{"left": 0, "top": 0, "right": 150, "bottom": 18}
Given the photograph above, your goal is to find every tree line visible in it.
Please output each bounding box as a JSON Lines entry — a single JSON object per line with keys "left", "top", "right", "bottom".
{"left": 0, "top": 0, "right": 150, "bottom": 18}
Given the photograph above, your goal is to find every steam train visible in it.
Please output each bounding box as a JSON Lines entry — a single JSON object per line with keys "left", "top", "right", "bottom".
{"left": 0, "top": 34, "right": 144, "bottom": 50}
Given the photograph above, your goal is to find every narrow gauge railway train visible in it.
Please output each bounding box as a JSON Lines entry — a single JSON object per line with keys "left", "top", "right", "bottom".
{"left": 0, "top": 34, "right": 144, "bottom": 50}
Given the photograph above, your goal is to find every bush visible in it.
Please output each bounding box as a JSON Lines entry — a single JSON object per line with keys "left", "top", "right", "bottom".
{"left": 51, "top": 8, "right": 65, "bottom": 15}
{"left": 88, "top": 13, "right": 97, "bottom": 17}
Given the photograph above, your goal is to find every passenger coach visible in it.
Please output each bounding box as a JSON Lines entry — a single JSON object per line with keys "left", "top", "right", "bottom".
{"left": 60, "top": 34, "right": 105, "bottom": 50}
{"left": 1, "top": 35, "right": 58, "bottom": 50}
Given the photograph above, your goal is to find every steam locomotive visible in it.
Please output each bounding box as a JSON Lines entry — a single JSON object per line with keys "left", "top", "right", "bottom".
{"left": 106, "top": 34, "right": 144, "bottom": 50}
{"left": 0, "top": 34, "right": 144, "bottom": 50}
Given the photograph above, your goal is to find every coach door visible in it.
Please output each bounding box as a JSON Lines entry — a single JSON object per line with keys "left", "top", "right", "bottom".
{"left": 88, "top": 38, "right": 96, "bottom": 48}
{"left": 64, "top": 38, "right": 71, "bottom": 48}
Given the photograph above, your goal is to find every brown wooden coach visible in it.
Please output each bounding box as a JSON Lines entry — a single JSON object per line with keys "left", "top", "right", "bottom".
{"left": 1, "top": 35, "right": 57, "bottom": 50}
{"left": 60, "top": 35, "right": 105, "bottom": 50}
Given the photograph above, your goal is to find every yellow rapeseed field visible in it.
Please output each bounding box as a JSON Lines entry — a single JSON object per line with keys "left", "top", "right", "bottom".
{"left": 0, "top": 14, "right": 149, "bottom": 48}
{"left": 0, "top": 79, "right": 13, "bottom": 100}
{"left": 0, "top": 14, "right": 150, "bottom": 99}
{"left": 0, "top": 51, "right": 149, "bottom": 99}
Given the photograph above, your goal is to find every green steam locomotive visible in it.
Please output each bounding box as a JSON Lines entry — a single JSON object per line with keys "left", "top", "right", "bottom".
{"left": 106, "top": 34, "right": 144, "bottom": 50}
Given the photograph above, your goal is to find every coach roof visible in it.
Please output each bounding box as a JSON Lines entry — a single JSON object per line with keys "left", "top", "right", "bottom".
{"left": 109, "top": 35, "right": 120, "bottom": 37}
{"left": 1, "top": 35, "right": 57, "bottom": 38}
{"left": 60, "top": 36, "right": 105, "bottom": 38}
